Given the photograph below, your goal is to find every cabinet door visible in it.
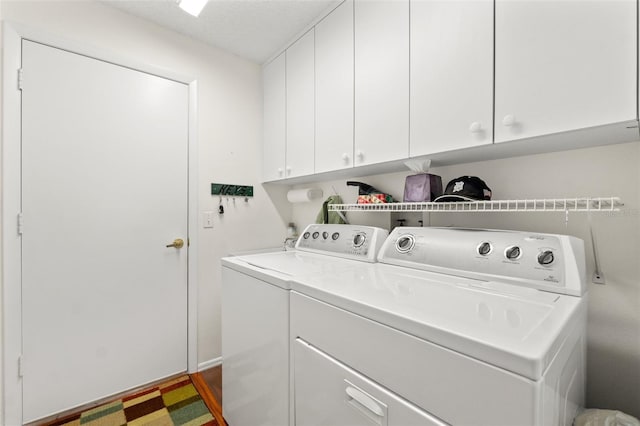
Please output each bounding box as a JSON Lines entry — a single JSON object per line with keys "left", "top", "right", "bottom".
{"left": 294, "top": 338, "right": 447, "bottom": 426}
{"left": 263, "top": 53, "right": 286, "bottom": 181}
{"left": 354, "top": 0, "right": 409, "bottom": 166}
{"left": 410, "top": 1, "right": 493, "bottom": 156}
{"left": 315, "top": 0, "right": 354, "bottom": 173}
{"left": 286, "top": 29, "right": 315, "bottom": 178}
{"left": 495, "top": 0, "right": 637, "bottom": 143}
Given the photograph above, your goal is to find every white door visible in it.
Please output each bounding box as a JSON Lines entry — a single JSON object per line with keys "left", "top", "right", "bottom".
{"left": 315, "top": 0, "right": 354, "bottom": 174}
{"left": 354, "top": 0, "right": 409, "bottom": 166}
{"left": 294, "top": 339, "right": 447, "bottom": 426}
{"left": 263, "top": 53, "right": 286, "bottom": 181}
{"left": 410, "top": 0, "right": 493, "bottom": 156}
{"left": 21, "top": 40, "right": 189, "bottom": 422}
{"left": 286, "top": 29, "right": 315, "bottom": 178}
{"left": 494, "top": 0, "right": 636, "bottom": 143}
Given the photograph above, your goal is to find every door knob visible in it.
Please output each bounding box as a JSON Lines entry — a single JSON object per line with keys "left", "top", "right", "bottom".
{"left": 502, "top": 114, "right": 516, "bottom": 127}
{"left": 166, "top": 238, "right": 184, "bottom": 249}
{"left": 469, "top": 121, "right": 482, "bottom": 133}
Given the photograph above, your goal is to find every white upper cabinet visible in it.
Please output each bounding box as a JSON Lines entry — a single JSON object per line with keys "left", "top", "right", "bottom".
{"left": 410, "top": 0, "right": 493, "bottom": 156}
{"left": 286, "top": 29, "right": 315, "bottom": 178}
{"left": 315, "top": 1, "right": 354, "bottom": 174}
{"left": 263, "top": 53, "right": 286, "bottom": 182}
{"left": 263, "top": 0, "right": 638, "bottom": 182}
{"left": 495, "top": 0, "right": 637, "bottom": 143}
{"left": 354, "top": 0, "right": 409, "bottom": 166}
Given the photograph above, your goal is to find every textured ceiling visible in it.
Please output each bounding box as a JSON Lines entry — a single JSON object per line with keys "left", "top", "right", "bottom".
{"left": 102, "top": 0, "right": 340, "bottom": 64}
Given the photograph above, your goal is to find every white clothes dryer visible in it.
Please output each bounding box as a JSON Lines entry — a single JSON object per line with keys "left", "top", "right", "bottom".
{"left": 221, "top": 224, "right": 388, "bottom": 426}
{"left": 290, "top": 227, "right": 588, "bottom": 426}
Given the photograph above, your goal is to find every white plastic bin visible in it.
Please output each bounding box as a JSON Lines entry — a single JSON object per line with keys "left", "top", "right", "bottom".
{"left": 575, "top": 409, "right": 640, "bottom": 426}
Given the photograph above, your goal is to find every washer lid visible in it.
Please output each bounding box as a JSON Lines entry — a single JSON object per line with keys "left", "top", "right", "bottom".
{"left": 291, "top": 263, "right": 586, "bottom": 380}
{"left": 222, "top": 250, "right": 361, "bottom": 289}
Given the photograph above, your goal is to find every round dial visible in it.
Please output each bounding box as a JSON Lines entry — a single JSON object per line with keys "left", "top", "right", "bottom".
{"left": 477, "top": 242, "right": 492, "bottom": 256}
{"left": 331, "top": 232, "right": 340, "bottom": 241}
{"left": 538, "top": 250, "right": 555, "bottom": 266}
{"left": 322, "top": 231, "right": 329, "bottom": 240}
{"left": 505, "top": 246, "right": 521, "bottom": 260}
{"left": 312, "top": 232, "right": 319, "bottom": 239}
{"left": 303, "top": 232, "right": 310, "bottom": 239}
{"left": 353, "top": 233, "right": 366, "bottom": 248}
{"left": 395, "top": 235, "right": 415, "bottom": 253}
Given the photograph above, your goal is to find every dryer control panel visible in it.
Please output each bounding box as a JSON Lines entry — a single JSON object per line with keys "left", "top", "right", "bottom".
{"left": 296, "top": 224, "right": 389, "bottom": 263}
{"left": 378, "top": 227, "right": 586, "bottom": 296}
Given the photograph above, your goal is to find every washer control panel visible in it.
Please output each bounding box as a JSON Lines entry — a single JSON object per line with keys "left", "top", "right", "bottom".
{"left": 296, "top": 224, "right": 389, "bottom": 263}
{"left": 379, "top": 227, "right": 586, "bottom": 296}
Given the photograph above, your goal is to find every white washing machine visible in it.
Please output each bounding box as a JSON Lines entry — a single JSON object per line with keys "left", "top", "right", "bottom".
{"left": 221, "top": 224, "right": 388, "bottom": 426}
{"left": 290, "top": 227, "right": 588, "bottom": 426}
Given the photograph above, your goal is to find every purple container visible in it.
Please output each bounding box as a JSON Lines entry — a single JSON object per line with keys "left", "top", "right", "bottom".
{"left": 403, "top": 173, "right": 443, "bottom": 202}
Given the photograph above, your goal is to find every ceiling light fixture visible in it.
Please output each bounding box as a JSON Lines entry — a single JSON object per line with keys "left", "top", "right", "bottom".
{"left": 178, "top": 0, "right": 208, "bottom": 17}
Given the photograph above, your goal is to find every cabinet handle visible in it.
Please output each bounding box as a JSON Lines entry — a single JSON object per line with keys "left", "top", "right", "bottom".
{"left": 502, "top": 114, "right": 516, "bottom": 127}
{"left": 286, "top": 166, "right": 292, "bottom": 175}
{"left": 345, "top": 386, "right": 384, "bottom": 417}
{"left": 356, "top": 151, "right": 364, "bottom": 162}
{"left": 342, "top": 153, "right": 350, "bottom": 162}
{"left": 469, "top": 122, "right": 482, "bottom": 133}
{"left": 277, "top": 168, "right": 283, "bottom": 176}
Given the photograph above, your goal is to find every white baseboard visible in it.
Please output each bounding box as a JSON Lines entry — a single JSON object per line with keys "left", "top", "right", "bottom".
{"left": 198, "top": 357, "right": 222, "bottom": 371}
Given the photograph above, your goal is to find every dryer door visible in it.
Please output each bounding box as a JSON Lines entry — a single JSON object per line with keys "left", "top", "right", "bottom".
{"left": 293, "top": 338, "right": 447, "bottom": 426}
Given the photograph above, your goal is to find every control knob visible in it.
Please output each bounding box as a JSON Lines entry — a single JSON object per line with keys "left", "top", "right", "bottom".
{"left": 538, "top": 250, "right": 555, "bottom": 266}
{"left": 303, "top": 232, "right": 310, "bottom": 239}
{"left": 477, "top": 242, "right": 492, "bottom": 256}
{"left": 395, "top": 235, "right": 415, "bottom": 253}
{"left": 322, "top": 231, "right": 329, "bottom": 240}
{"left": 505, "top": 246, "right": 521, "bottom": 260}
{"left": 331, "top": 232, "right": 340, "bottom": 241}
{"left": 353, "top": 233, "right": 366, "bottom": 248}
{"left": 312, "top": 232, "right": 319, "bottom": 239}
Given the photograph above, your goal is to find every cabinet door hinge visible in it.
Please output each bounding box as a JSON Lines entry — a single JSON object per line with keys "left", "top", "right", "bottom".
{"left": 17, "top": 212, "right": 24, "bottom": 235}
{"left": 18, "top": 68, "right": 24, "bottom": 91}
{"left": 18, "top": 355, "right": 24, "bottom": 378}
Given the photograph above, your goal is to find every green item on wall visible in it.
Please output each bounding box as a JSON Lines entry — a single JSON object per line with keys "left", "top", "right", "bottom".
{"left": 316, "top": 195, "right": 347, "bottom": 224}
{"left": 211, "top": 183, "right": 253, "bottom": 197}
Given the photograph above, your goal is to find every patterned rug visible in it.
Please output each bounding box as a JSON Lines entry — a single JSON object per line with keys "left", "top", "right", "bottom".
{"left": 45, "top": 375, "right": 218, "bottom": 426}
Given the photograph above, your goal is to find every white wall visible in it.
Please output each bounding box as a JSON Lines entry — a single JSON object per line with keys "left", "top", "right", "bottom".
{"left": 292, "top": 141, "right": 640, "bottom": 417}
{"left": 0, "top": 0, "right": 291, "bottom": 373}
{"left": 0, "top": 1, "right": 4, "bottom": 421}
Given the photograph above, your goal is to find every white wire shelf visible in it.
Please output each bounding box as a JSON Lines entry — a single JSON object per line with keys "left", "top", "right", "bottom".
{"left": 328, "top": 197, "right": 623, "bottom": 213}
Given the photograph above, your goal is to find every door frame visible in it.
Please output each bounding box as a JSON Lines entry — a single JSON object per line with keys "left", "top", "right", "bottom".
{"left": 1, "top": 22, "right": 199, "bottom": 425}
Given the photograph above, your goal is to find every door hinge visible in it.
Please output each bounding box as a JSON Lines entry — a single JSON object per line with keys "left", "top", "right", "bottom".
{"left": 18, "top": 68, "right": 23, "bottom": 91}
{"left": 18, "top": 355, "right": 24, "bottom": 378}
{"left": 17, "top": 212, "right": 24, "bottom": 235}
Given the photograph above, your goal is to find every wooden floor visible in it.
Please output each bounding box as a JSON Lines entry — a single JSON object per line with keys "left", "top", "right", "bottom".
{"left": 199, "top": 365, "right": 222, "bottom": 405}
{"left": 191, "top": 365, "right": 225, "bottom": 426}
